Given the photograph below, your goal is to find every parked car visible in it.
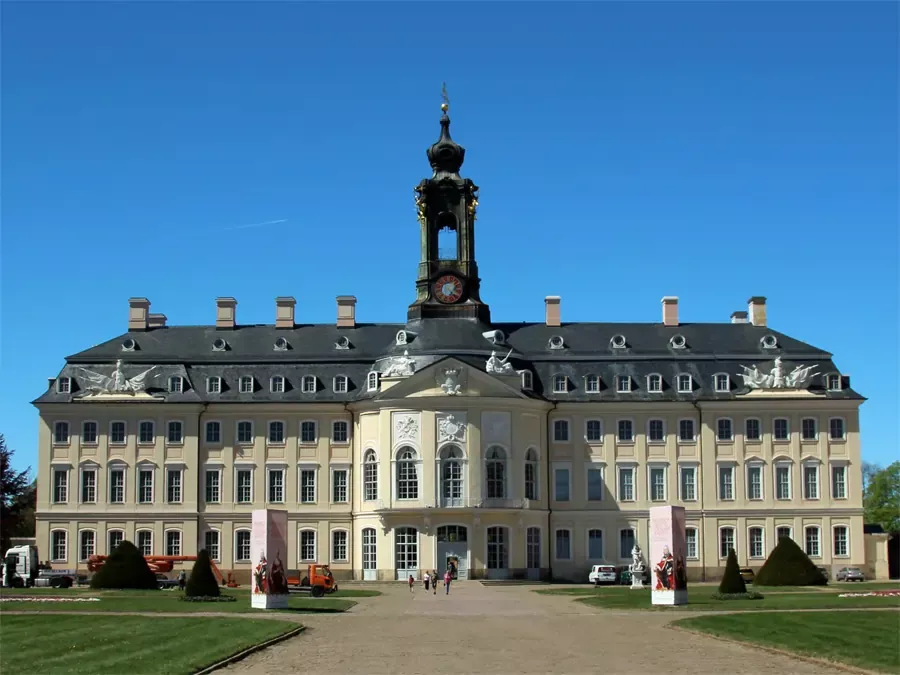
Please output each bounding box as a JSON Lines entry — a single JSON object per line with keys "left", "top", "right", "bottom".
{"left": 618, "top": 567, "right": 649, "bottom": 586}
{"left": 588, "top": 564, "right": 618, "bottom": 586}
{"left": 836, "top": 567, "right": 865, "bottom": 582}
{"left": 156, "top": 573, "right": 180, "bottom": 590}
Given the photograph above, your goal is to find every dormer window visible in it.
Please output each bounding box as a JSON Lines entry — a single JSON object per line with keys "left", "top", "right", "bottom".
{"left": 714, "top": 373, "right": 730, "bottom": 393}
{"left": 333, "top": 375, "right": 348, "bottom": 393}
{"left": 167, "top": 376, "right": 183, "bottom": 393}
{"left": 270, "top": 375, "right": 285, "bottom": 393}
{"left": 212, "top": 338, "right": 228, "bottom": 352}
{"left": 647, "top": 374, "right": 662, "bottom": 393}
{"left": 670, "top": 334, "right": 687, "bottom": 349}
{"left": 239, "top": 376, "right": 254, "bottom": 393}
{"left": 521, "top": 371, "right": 533, "bottom": 391}
{"left": 548, "top": 335, "right": 565, "bottom": 350}
{"left": 301, "top": 375, "right": 316, "bottom": 393}
{"left": 396, "top": 330, "right": 408, "bottom": 346}
{"left": 206, "top": 377, "right": 221, "bottom": 394}
{"left": 585, "top": 374, "right": 600, "bottom": 393}
{"left": 676, "top": 373, "right": 693, "bottom": 393}
{"left": 335, "top": 336, "right": 351, "bottom": 350}
{"left": 274, "top": 337, "right": 289, "bottom": 351}
{"left": 121, "top": 338, "right": 137, "bottom": 352}
{"left": 826, "top": 374, "right": 842, "bottom": 391}
{"left": 615, "top": 375, "right": 631, "bottom": 393}
{"left": 367, "top": 371, "right": 379, "bottom": 392}
{"left": 760, "top": 334, "right": 778, "bottom": 350}
{"left": 552, "top": 375, "right": 568, "bottom": 393}
{"left": 610, "top": 334, "right": 627, "bottom": 349}
{"left": 56, "top": 377, "right": 71, "bottom": 394}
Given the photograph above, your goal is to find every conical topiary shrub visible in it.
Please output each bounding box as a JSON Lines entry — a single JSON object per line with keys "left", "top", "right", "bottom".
{"left": 718, "top": 548, "right": 747, "bottom": 594}
{"left": 184, "top": 549, "right": 220, "bottom": 597}
{"left": 90, "top": 540, "right": 158, "bottom": 590}
{"left": 754, "top": 535, "right": 827, "bottom": 586}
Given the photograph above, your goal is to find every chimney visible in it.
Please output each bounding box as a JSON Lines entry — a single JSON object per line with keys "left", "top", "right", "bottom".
{"left": 661, "top": 296, "right": 679, "bottom": 326}
{"left": 730, "top": 311, "right": 748, "bottom": 324}
{"left": 216, "top": 297, "right": 237, "bottom": 329}
{"left": 748, "top": 296, "right": 767, "bottom": 327}
{"left": 275, "top": 296, "right": 296, "bottom": 329}
{"left": 47, "top": 377, "right": 56, "bottom": 390}
{"left": 128, "top": 297, "right": 151, "bottom": 331}
{"left": 545, "top": 296, "right": 561, "bottom": 327}
{"left": 336, "top": 296, "right": 357, "bottom": 328}
{"left": 147, "top": 313, "right": 167, "bottom": 329}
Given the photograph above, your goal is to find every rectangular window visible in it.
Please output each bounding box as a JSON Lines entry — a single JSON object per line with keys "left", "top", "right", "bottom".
{"left": 239, "top": 376, "right": 254, "bottom": 393}
{"left": 139, "top": 421, "right": 155, "bottom": 444}
{"left": 268, "top": 469, "right": 285, "bottom": 503}
{"left": 649, "top": 467, "right": 666, "bottom": 502}
{"left": 138, "top": 469, "right": 153, "bottom": 503}
{"left": 555, "top": 530, "right": 571, "bottom": 560}
{"left": 57, "top": 377, "right": 71, "bottom": 393}
{"left": 773, "top": 418, "right": 789, "bottom": 441}
{"left": 678, "top": 419, "right": 695, "bottom": 442}
{"left": 588, "top": 530, "right": 603, "bottom": 559}
{"left": 333, "top": 376, "right": 348, "bottom": 393}
{"left": 749, "top": 528, "right": 764, "bottom": 558}
{"left": 718, "top": 466, "right": 734, "bottom": 501}
{"left": 79, "top": 531, "right": 95, "bottom": 561}
{"left": 81, "top": 469, "right": 96, "bottom": 503}
{"left": 776, "top": 465, "right": 791, "bottom": 500}
{"left": 617, "top": 420, "right": 634, "bottom": 442}
{"left": 270, "top": 376, "right": 284, "bottom": 393}
{"left": 53, "top": 421, "right": 69, "bottom": 445}
{"left": 685, "top": 528, "right": 698, "bottom": 559}
{"left": 833, "top": 526, "right": 849, "bottom": 557}
{"left": 109, "top": 469, "right": 125, "bottom": 503}
{"left": 108, "top": 530, "right": 124, "bottom": 552}
{"left": 268, "top": 421, "right": 285, "bottom": 444}
{"left": 110, "top": 421, "right": 126, "bottom": 444}
{"left": 237, "top": 421, "right": 254, "bottom": 444}
{"left": 332, "top": 530, "right": 348, "bottom": 562}
{"left": 715, "top": 373, "right": 730, "bottom": 392}
{"left": 747, "top": 465, "right": 763, "bottom": 500}
{"left": 585, "top": 420, "right": 603, "bottom": 442}
{"left": 300, "top": 469, "right": 317, "bottom": 504}
{"left": 82, "top": 421, "right": 98, "bottom": 444}
{"left": 801, "top": 418, "right": 817, "bottom": 441}
{"left": 619, "top": 529, "right": 635, "bottom": 559}
{"left": 166, "top": 531, "right": 182, "bottom": 556}
{"left": 235, "top": 531, "right": 251, "bottom": 561}
{"left": 300, "top": 421, "right": 317, "bottom": 444}
{"left": 204, "top": 531, "right": 220, "bottom": 561}
{"left": 776, "top": 526, "right": 792, "bottom": 541}
{"left": 716, "top": 419, "right": 733, "bottom": 442}
{"left": 205, "top": 421, "right": 221, "bottom": 444}
{"left": 648, "top": 419, "right": 665, "bottom": 443}
{"left": 586, "top": 467, "right": 604, "bottom": 501}
{"left": 363, "top": 459, "right": 378, "bottom": 501}
{"left": 300, "top": 530, "right": 316, "bottom": 561}
{"left": 207, "top": 377, "right": 221, "bottom": 393}
{"left": 166, "top": 470, "right": 182, "bottom": 503}
{"left": 832, "top": 466, "right": 847, "bottom": 500}
{"left": 552, "top": 375, "right": 567, "bottom": 393}
{"left": 647, "top": 374, "right": 662, "bottom": 392}
{"left": 236, "top": 469, "right": 253, "bottom": 503}
{"left": 301, "top": 376, "right": 316, "bottom": 393}
{"left": 719, "top": 527, "right": 735, "bottom": 558}
{"left": 525, "top": 461, "right": 537, "bottom": 500}
{"left": 616, "top": 375, "right": 631, "bottom": 393}
{"left": 803, "top": 465, "right": 819, "bottom": 500}
{"left": 53, "top": 469, "right": 68, "bottom": 503}
{"left": 51, "top": 531, "right": 67, "bottom": 561}
{"left": 205, "top": 470, "right": 221, "bottom": 503}
{"left": 332, "top": 421, "right": 349, "bottom": 443}
{"left": 137, "top": 531, "right": 153, "bottom": 556}
{"left": 553, "top": 467, "right": 570, "bottom": 502}
{"left": 167, "top": 421, "right": 183, "bottom": 444}
{"left": 829, "top": 418, "right": 845, "bottom": 440}
{"left": 332, "top": 469, "right": 348, "bottom": 503}
{"left": 677, "top": 374, "right": 692, "bottom": 393}
{"left": 585, "top": 374, "right": 600, "bottom": 393}
{"left": 168, "top": 376, "right": 183, "bottom": 393}
{"left": 679, "top": 466, "right": 696, "bottom": 501}
{"left": 805, "top": 528, "right": 820, "bottom": 557}
{"left": 745, "top": 418, "right": 761, "bottom": 441}
{"left": 618, "top": 467, "right": 635, "bottom": 501}
{"left": 553, "top": 420, "right": 570, "bottom": 442}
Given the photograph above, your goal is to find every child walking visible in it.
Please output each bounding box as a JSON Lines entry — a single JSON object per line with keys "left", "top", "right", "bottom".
{"left": 408, "top": 574, "right": 415, "bottom": 592}
{"left": 432, "top": 570, "right": 438, "bottom": 595}
{"left": 444, "top": 569, "right": 452, "bottom": 595}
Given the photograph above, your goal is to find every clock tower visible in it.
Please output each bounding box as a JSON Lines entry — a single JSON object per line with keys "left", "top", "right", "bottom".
{"left": 407, "top": 96, "right": 491, "bottom": 323}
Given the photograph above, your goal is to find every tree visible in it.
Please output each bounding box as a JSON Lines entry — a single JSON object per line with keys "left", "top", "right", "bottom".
{"left": 718, "top": 548, "right": 747, "bottom": 594}
{"left": 185, "top": 549, "right": 221, "bottom": 597}
{"left": 755, "top": 536, "right": 826, "bottom": 586}
{"left": 864, "top": 461, "right": 900, "bottom": 533}
{"left": 862, "top": 462, "right": 880, "bottom": 494}
{"left": 90, "top": 540, "right": 158, "bottom": 590}
{"left": 0, "top": 435, "right": 32, "bottom": 554}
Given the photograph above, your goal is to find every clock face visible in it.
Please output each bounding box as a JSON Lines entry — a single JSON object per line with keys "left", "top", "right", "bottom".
{"left": 433, "top": 275, "right": 464, "bottom": 304}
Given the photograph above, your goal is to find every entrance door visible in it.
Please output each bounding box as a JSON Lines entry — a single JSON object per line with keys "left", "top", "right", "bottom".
{"left": 526, "top": 527, "right": 541, "bottom": 580}
{"left": 436, "top": 525, "right": 469, "bottom": 580}
{"left": 395, "top": 527, "right": 419, "bottom": 580}
{"left": 487, "top": 526, "right": 509, "bottom": 579}
{"left": 362, "top": 528, "right": 377, "bottom": 581}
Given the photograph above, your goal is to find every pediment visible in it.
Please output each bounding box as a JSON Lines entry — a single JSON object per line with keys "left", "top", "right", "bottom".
{"left": 373, "top": 357, "right": 529, "bottom": 400}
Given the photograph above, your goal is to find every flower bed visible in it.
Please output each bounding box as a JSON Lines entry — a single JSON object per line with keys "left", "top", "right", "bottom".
{"left": 838, "top": 590, "right": 900, "bottom": 598}
{"left": 0, "top": 596, "right": 101, "bottom": 603}
{"left": 179, "top": 595, "right": 237, "bottom": 603}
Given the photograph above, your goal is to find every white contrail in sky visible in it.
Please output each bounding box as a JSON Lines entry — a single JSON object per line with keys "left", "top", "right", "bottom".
{"left": 225, "top": 218, "right": 288, "bottom": 231}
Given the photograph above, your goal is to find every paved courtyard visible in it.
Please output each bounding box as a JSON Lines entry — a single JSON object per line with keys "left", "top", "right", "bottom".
{"left": 222, "top": 583, "right": 849, "bottom": 674}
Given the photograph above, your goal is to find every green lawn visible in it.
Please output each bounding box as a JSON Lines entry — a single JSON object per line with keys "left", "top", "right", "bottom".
{"left": 675, "top": 610, "right": 900, "bottom": 673}
{"left": 535, "top": 585, "right": 900, "bottom": 611}
{"left": 0, "top": 614, "right": 299, "bottom": 674}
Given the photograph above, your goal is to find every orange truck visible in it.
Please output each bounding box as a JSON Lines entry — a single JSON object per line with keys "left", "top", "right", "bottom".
{"left": 287, "top": 563, "right": 338, "bottom": 597}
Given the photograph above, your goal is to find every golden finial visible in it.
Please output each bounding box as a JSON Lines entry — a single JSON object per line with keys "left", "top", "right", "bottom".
{"left": 441, "top": 82, "right": 450, "bottom": 113}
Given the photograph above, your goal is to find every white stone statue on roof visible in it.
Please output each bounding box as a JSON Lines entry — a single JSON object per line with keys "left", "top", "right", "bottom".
{"left": 486, "top": 349, "right": 516, "bottom": 375}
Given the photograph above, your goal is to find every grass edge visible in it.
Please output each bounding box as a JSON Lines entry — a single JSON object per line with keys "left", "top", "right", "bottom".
{"left": 192, "top": 623, "right": 306, "bottom": 675}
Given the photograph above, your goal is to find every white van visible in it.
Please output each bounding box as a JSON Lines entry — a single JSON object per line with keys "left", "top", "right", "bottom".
{"left": 588, "top": 564, "right": 617, "bottom": 586}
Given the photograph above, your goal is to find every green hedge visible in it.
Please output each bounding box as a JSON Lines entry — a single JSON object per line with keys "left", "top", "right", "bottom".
{"left": 185, "top": 549, "right": 221, "bottom": 598}
{"left": 89, "top": 540, "right": 158, "bottom": 590}
{"left": 718, "top": 548, "right": 747, "bottom": 594}
{"left": 754, "top": 536, "right": 827, "bottom": 586}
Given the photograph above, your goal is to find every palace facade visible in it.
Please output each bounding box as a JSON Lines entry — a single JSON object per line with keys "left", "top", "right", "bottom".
{"left": 34, "top": 104, "right": 865, "bottom": 582}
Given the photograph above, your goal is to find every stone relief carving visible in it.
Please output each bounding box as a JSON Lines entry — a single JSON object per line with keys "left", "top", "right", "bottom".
{"left": 393, "top": 414, "right": 420, "bottom": 445}
{"left": 382, "top": 350, "right": 416, "bottom": 378}
{"left": 437, "top": 413, "right": 467, "bottom": 444}
{"left": 485, "top": 349, "right": 516, "bottom": 375}
{"left": 739, "top": 357, "right": 818, "bottom": 390}
{"left": 76, "top": 359, "right": 157, "bottom": 395}
{"left": 438, "top": 367, "right": 463, "bottom": 395}
{"left": 481, "top": 411, "right": 511, "bottom": 446}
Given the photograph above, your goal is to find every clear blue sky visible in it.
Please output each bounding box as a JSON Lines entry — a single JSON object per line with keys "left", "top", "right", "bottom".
{"left": 2, "top": 2, "right": 897, "bottom": 473}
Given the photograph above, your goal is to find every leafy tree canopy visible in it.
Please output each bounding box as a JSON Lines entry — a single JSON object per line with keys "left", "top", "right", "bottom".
{"left": 864, "top": 461, "right": 900, "bottom": 533}
{"left": 1, "top": 435, "right": 33, "bottom": 554}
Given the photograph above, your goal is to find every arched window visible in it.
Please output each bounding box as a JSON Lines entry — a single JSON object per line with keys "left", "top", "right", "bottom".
{"left": 485, "top": 446, "right": 507, "bottom": 499}
{"left": 440, "top": 445, "right": 464, "bottom": 507}
{"left": 363, "top": 449, "right": 378, "bottom": 501}
{"left": 396, "top": 447, "right": 419, "bottom": 500}
{"left": 524, "top": 448, "right": 539, "bottom": 500}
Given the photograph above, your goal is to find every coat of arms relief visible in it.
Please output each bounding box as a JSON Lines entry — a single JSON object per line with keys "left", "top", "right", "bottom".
{"left": 437, "top": 413, "right": 467, "bottom": 445}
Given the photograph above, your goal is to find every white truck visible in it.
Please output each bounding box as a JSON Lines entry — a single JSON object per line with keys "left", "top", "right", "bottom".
{"left": 2, "top": 545, "right": 80, "bottom": 588}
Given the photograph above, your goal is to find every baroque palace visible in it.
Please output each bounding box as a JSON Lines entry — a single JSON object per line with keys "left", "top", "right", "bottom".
{"left": 35, "top": 102, "right": 865, "bottom": 582}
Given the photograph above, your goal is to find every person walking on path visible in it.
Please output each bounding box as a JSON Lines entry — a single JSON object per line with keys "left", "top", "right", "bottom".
{"left": 178, "top": 570, "right": 186, "bottom": 591}
{"left": 432, "top": 570, "right": 438, "bottom": 595}
{"left": 408, "top": 574, "right": 415, "bottom": 593}
{"left": 424, "top": 571, "right": 431, "bottom": 592}
{"left": 444, "top": 569, "right": 452, "bottom": 595}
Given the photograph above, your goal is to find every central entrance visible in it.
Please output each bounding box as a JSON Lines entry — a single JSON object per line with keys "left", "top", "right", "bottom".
{"left": 436, "top": 525, "right": 469, "bottom": 580}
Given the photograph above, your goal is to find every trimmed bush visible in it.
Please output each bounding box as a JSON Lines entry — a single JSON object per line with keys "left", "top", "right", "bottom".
{"left": 754, "top": 536, "right": 827, "bottom": 586}
{"left": 184, "top": 549, "right": 221, "bottom": 598}
{"left": 180, "top": 594, "right": 236, "bottom": 603}
{"left": 718, "top": 548, "right": 747, "bottom": 594}
{"left": 89, "top": 540, "right": 158, "bottom": 590}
